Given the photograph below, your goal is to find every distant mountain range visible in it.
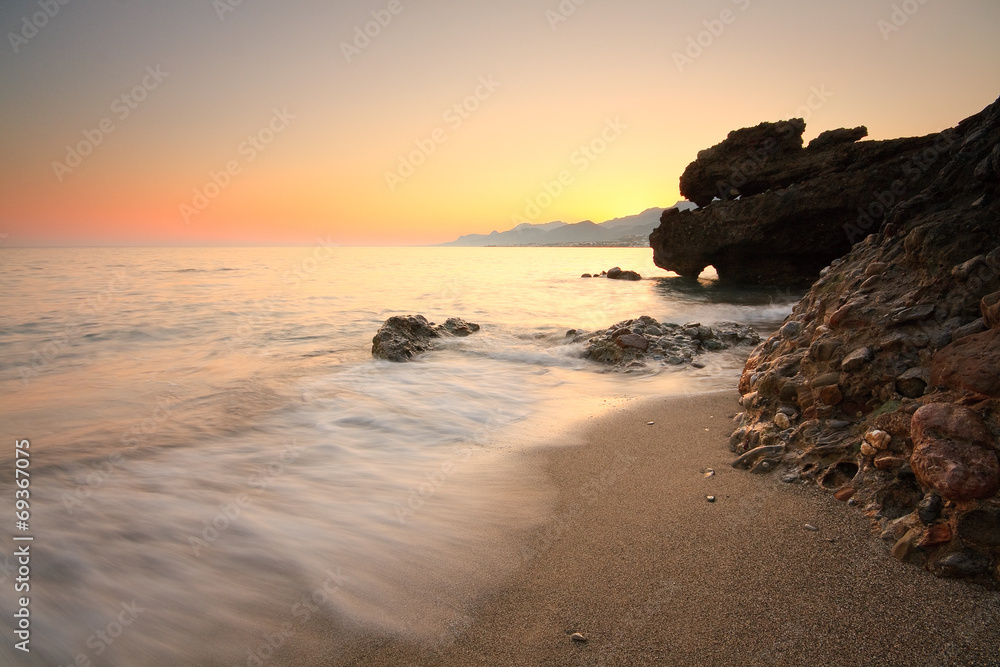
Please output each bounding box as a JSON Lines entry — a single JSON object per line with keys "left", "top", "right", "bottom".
{"left": 437, "top": 202, "right": 698, "bottom": 247}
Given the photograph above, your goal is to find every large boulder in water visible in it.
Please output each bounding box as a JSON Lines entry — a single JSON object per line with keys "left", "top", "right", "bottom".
{"left": 372, "top": 315, "right": 480, "bottom": 361}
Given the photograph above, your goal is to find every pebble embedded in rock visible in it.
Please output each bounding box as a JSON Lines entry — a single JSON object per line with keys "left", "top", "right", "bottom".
{"left": 919, "top": 522, "right": 954, "bottom": 548}
{"left": 841, "top": 346, "right": 874, "bottom": 372}
{"left": 891, "top": 529, "right": 922, "bottom": 563}
{"left": 834, "top": 488, "right": 855, "bottom": 501}
{"left": 774, "top": 412, "right": 791, "bottom": 430}
{"left": 780, "top": 321, "right": 803, "bottom": 340}
{"left": 910, "top": 403, "right": 1000, "bottom": 501}
{"left": 957, "top": 509, "right": 1000, "bottom": 547}
{"left": 931, "top": 328, "right": 1000, "bottom": 398}
{"left": 616, "top": 333, "right": 649, "bottom": 351}
{"left": 873, "top": 452, "right": 907, "bottom": 470}
{"left": 895, "top": 367, "right": 929, "bottom": 398}
{"left": 864, "top": 429, "right": 892, "bottom": 451}
{"left": 983, "top": 290, "right": 1000, "bottom": 328}
{"left": 710, "top": 104, "right": 1000, "bottom": 586}
{"left": 917, "top": 492, "right": 943, "bottom": 524}
{"left": 570, "top": 633, "right": 587, "bottom": 642}
{"left": 817, "top": 384, "right": 843, "bottom": 406}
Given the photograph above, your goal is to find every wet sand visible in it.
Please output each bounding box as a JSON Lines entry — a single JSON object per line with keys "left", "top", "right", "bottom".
{"left": 286, "top": 390, "right": 1000, "bottom": 666}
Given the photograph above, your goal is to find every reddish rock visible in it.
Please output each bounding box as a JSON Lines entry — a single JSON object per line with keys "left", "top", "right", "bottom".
{"left": 983, "top": 290, "right": 1000, "bottom": 328}
{"left": 828, "top": 302, "right": 855, "bottom": 328}
{"left": 874, "top": 453, "right": 908, "bottom": 470}
{"left": 834, "top": 487, "right": 855, "bottom": 501}
{"left": 930, "top": 328, "right": 1000, "bottom": 397}
{"left": 817, "top": 384, "right": 843, "bottom": 406}
{"left": 919, "top": 523, "right": 954, "bottom": 548}
{"left": 615, "top": 334, "right": 649, "bottom": 351}
{"left": 721, "top": 94, "right": 1000, "bottom": 584}
{"left": 864, "top": 262, "right": 888, "bottom": 277}
{"left": 910, "top": 404, "right": 1000, "bottom": 501}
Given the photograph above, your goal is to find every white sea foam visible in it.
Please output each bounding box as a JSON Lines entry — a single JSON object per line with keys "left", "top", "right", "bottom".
{"left": 0, "top": 246, "right": 798, "bottom": 664}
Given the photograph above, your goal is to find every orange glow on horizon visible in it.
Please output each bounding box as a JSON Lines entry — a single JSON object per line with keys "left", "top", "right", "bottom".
{"left": 1, "top": 2, "right": 998, "bottom": 246}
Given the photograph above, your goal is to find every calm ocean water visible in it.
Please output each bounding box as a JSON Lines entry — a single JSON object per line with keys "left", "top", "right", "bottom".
{"left": 0, "top": 246, "right": 799, "bottom": 665}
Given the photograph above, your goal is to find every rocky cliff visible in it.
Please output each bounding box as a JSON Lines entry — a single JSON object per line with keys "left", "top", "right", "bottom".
{"left": 650, "top": 117, "right": 957, "bottom": 284}
{"left": 727, "top": 94, "right": 1000, "bottom": 586}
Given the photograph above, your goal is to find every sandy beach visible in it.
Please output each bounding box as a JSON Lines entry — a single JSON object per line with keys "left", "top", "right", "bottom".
{"left": 294, "top": 390, "right": 1000, "bottom": 667}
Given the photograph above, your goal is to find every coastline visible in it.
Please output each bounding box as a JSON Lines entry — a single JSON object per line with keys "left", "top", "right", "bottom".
{"left": 284, "top": 390, "right": 1000, "bottom": 666}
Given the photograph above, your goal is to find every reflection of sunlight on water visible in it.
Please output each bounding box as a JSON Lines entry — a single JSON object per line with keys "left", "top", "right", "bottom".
{"left": 0, "top": 247, "right": 801, "bottom": 664}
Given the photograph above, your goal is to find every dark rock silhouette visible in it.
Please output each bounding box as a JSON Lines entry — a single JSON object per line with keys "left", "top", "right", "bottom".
{"left": 606, "top": 266, "right": 642, "bottom": 281}
{"left": 372, "top": 315, "right": 480, "bottom": 361}
{"left": 651, "top": 117, "right": 957, "bottom": 284}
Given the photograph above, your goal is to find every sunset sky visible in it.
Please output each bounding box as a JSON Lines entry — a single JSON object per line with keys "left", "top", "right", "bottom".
{"left": 1, "top": 0, "right": 998, "bottom": 246}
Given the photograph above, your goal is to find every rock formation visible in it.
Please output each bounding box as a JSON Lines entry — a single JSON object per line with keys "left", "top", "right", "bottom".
{"left": 727, "top": 93, "right": 1000, "bottom": 586}
{"left": 569, "top": 316, "right": 759, "bottom": 371}
{"left": 650, "top": 117, "right": 958, "bottom": 284}
{"left": 606, "top": 266, "right": 642, "bottom": 281}
{"left": 371, "top": 315, "right": 480, "bottom": 361}
{"left": 582, "top": 267, "right": 642, "bottom": 280}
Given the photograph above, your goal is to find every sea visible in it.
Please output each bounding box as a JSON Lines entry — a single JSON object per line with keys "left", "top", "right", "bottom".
{"left": 0, "top": 246, "right": 800, "bottom": 665}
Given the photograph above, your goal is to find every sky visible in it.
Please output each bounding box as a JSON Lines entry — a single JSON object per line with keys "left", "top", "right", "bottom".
{"left": 0, "top": 0, "right": 998, "bottom": 246}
